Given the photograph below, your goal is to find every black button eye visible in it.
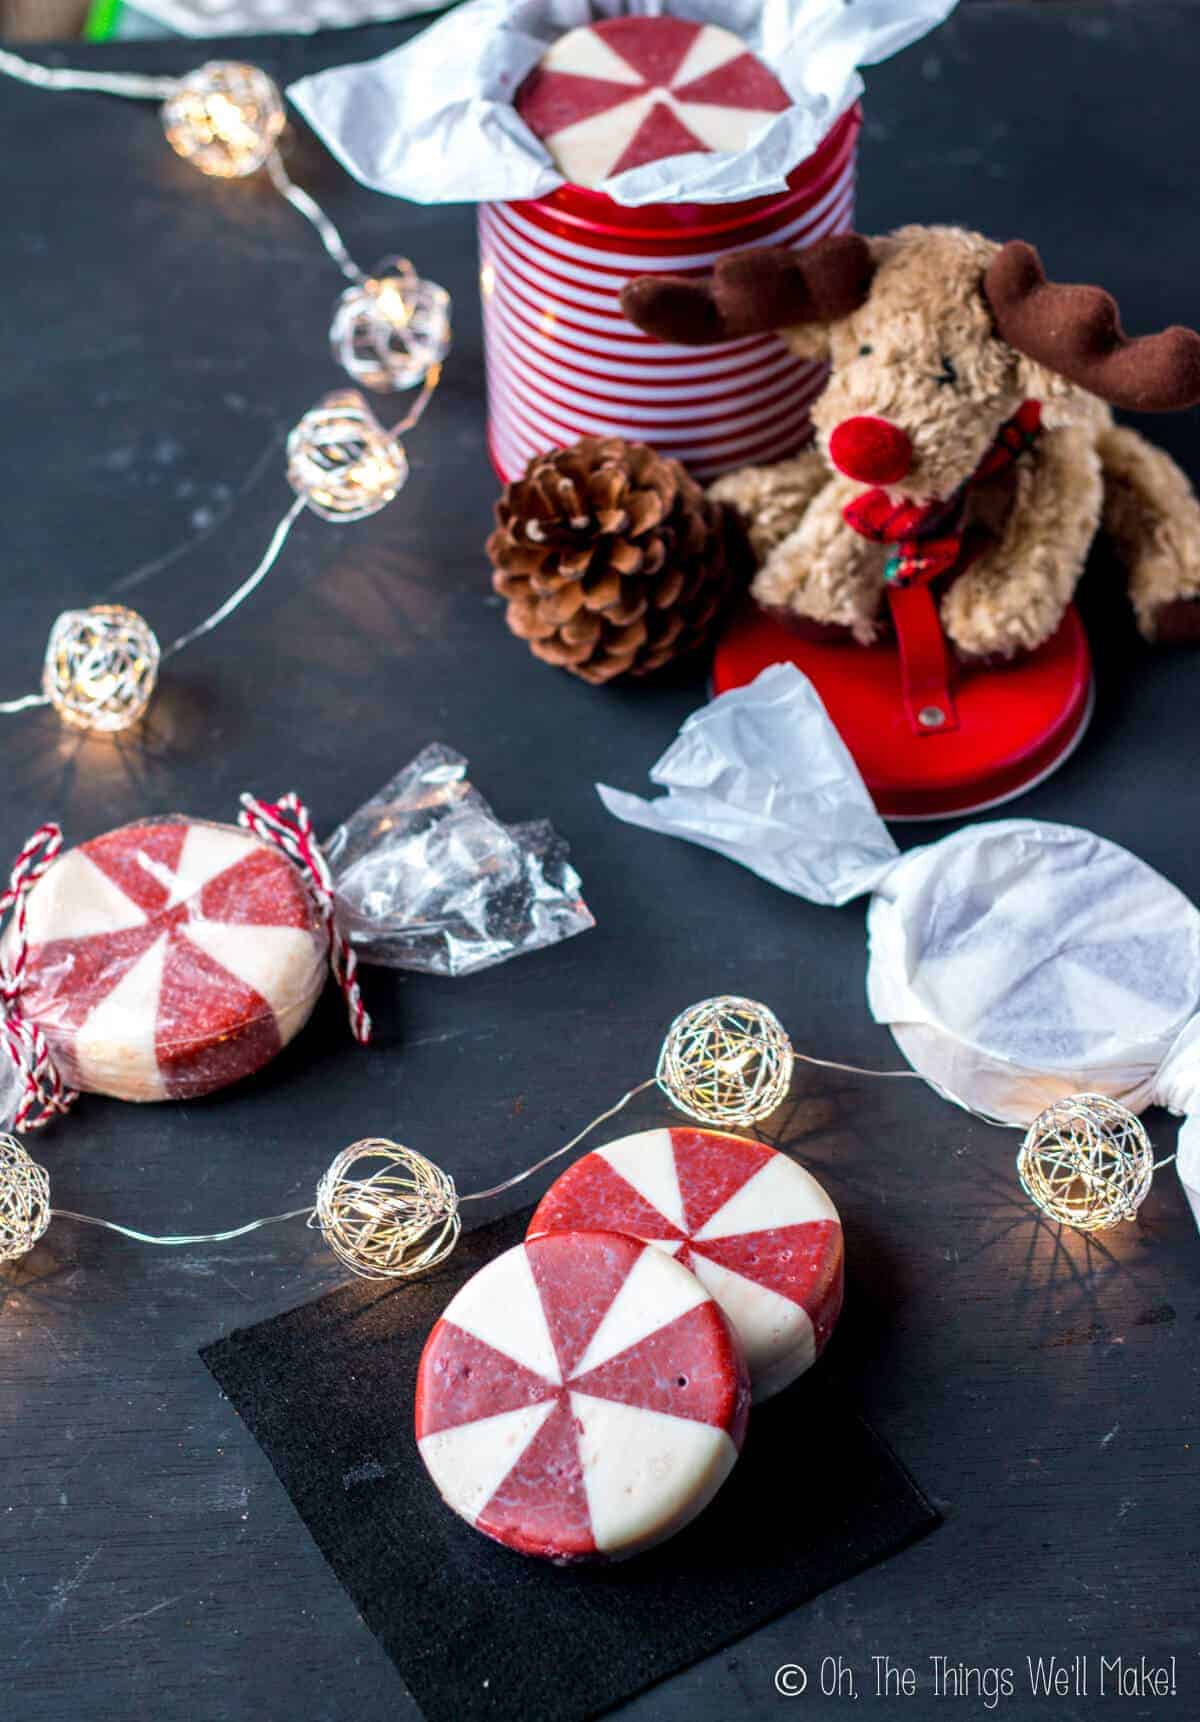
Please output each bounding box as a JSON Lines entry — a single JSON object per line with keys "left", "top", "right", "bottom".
{"left": 858, "top": 343, "right": 873, "bottom": 356}
{"left": 936, "top": 356, "right": 958, "bottom": 387}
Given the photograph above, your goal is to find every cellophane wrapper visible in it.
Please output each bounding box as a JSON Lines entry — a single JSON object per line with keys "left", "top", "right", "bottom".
{"left": 599, "top": 664, "right": 1200, "bottom": 1230}
{"left": 0, "top": 1051, "right": 21, "bottom": 1135}
{"left": 326, "top": 744, "right": 595, "bottom": 977}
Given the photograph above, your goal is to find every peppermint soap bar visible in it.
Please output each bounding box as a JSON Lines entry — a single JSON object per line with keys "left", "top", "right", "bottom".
{"left": 515, "top": 17, "right": 790, "bottom": 189}
{"left": 415, "top": 1230, "right": 750, "bottom": 1562}
{"left": 529, "top": 1129, "right": 843, "bottom": 1402}
{"left": 11, "top": 818, "right": 327, "bottom": 1102}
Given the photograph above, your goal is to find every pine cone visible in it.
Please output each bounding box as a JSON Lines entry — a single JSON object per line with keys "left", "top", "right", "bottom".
{"left": 487, "top": 436, "right": 742, "bottom": 685}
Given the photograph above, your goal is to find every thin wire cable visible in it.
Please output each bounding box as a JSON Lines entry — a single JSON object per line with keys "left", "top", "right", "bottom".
{"left": 793, "top": 1049, "right": 924, "bottom": 1081}
{"left": 24, "top": 1049, "right": 1178, "bottom": 1266}
{"left": 110, "top": 426, "right": 285, "bottom": 597}
{"left": 0, "top": 481, "right": 301, "bottom": 716}
{"left": 50, "top": 1204, "right": 313, "bottom": 1246}
{"left": 266, "top": 150, "right": 365, "bottom": 285}
{"left": 460, "top": 1080, "right": 657, "bottom": 1205}
{"left": 0, "top": 48, "right": 177, "bottom": 100}
{"left": 161, "top": 494, "right": 305, "bottom": 661}
{"left": 391, "top": 364, "right": 443, "bottom": 437}
{"left": 457, "top": 1046, "right": 1019, "bottom": 1209}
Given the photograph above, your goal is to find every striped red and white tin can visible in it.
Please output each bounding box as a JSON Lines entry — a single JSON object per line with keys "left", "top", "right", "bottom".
{"left": 479, "top": 104, "right": 859, "bottom": 483}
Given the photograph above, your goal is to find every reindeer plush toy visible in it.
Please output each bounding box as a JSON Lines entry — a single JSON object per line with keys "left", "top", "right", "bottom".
{"left": 622, "top": 226, "right": 1200, "bottom": 658}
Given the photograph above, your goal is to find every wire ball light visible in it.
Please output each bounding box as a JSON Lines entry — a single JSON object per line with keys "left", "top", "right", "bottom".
{"left": 0, "top": 1135, "right": 50, "bottom": 1262}
{"left": 286, "top": 390, "right": 410, "bottom": 523}
{"left": 1017, "top": 1094, "right": 1157, "bottom": 1232}
{"left": 313, "top": 1140, "right": 460, "bottom": 1279}
{"left": 161, "top": 61, "right": 285, "bottom": 178}
{"left": 42, "top": 605, "right": 162, "bottom": 733}
{"left": 331, "top": 259, "right": 453, "bottom": 395}
{"left": 656, "top": 996, "right": 794, "bottom": 1127}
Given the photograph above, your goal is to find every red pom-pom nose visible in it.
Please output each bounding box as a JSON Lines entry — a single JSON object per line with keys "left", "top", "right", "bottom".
{"left": 829, "top": 416, "right": 912, "bottom": 485}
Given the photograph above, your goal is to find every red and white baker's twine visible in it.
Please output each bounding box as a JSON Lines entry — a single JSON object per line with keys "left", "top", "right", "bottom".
{"left": 0, "top": 824, "right": 79, "bottom": 1130}
{"left": 238, "top": 792, "right": 372, "bottom": 1045}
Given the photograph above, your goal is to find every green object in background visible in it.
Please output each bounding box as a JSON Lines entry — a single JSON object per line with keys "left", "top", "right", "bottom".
{"left": 82, "top": 0, "right": 123, "bottom": 37}
{"left": 84, "top": 0, "right": 176, "bottom": 37}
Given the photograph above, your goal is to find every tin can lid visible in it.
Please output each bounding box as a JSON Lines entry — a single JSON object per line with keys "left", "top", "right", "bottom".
{"left": 713, "top": 597, "right": 1094, "bottom": 822}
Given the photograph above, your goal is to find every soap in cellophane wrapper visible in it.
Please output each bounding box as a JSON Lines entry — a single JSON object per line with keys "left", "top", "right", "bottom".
{"left": 325, "top": 743, "right": 595, "bottom": 977}
{"left": 5, "top": 816, "right": 329, "bottom": 1108}
{"left": 598, "top": 665, "right": 1200, "bottom": 1231}
{"left": 0, "top": 755, "right": 593, "bottom": 1122}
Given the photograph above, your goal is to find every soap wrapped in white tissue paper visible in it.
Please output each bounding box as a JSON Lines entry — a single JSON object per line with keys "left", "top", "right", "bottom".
{"left": 289, "top": 0, "right": 958, "bottom": 208}
{"left": 599, "top": 664, "right": 1200, "bottom": 1231}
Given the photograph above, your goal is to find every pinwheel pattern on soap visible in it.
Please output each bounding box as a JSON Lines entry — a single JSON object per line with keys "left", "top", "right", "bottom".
{"left": 529, "top": 1128, "right": 843, "bottom": 1402}
{"left": 14, "top": 819, "right": 327, "bottom": 1103}
{"left": 516, "top": 18, "right": 791, "bottom": 187}
{"left": 416, "top": 1231, "right": 749, "bottom": 1561}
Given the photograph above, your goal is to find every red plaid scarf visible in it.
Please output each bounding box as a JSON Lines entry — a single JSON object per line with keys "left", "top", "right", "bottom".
{"left": 841, "top": 401, "right": 1042, "bottom": 590}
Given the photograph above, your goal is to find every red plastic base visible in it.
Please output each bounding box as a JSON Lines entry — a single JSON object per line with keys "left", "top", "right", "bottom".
{"left": 712, "top": 603, "right": 1094, "bottom": 821}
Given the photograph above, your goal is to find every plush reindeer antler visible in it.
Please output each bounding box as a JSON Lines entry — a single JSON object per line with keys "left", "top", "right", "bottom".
{"left": 620, "top": 235, "right": 875, "bottom": 346}
{"left": 985, "top": 241, "right": 1200, "bottom": 411}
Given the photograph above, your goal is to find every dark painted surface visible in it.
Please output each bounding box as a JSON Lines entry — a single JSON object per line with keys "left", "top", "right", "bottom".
{"left": 0, "top": 5, "right": 1197, "bottom": 1719}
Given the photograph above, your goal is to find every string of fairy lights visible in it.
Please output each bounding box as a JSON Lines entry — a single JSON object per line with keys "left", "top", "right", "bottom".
{"left": 0, "top": 997, "right": 1169, "bottom": 1295}
{"left": 0, "top": 52, "right": 451, "bottom": 735}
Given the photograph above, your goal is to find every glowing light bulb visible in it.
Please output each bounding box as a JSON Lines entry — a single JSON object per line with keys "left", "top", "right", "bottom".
{"left": 656, "top": 996, "right": 794, "bottom": 1127}
{"left": 330, "top": 258, "right": 452, "bottom": 393}
{"left": 0, "top": 1136, "right": 51, "bottom": 1264}
{"left": 313, "top": 1139, "right": 460, "bottom": 1278}
{"left": 287, "top": 391, "right": 409, "bottom": 523}
{"left": 161, "top": 62, "right": 286, "bottom": 179}
{"left": 1017, "top": 1094, "right": 1155, "bottom": 1231}
{"left": 43, "top": 604, "right": 161, "bottom": 733}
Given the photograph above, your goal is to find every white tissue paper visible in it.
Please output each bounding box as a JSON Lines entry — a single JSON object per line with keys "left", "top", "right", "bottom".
{"left": 599, "top": 664, "right": 1200, "bottom": 1231}
{"left": 289, "top": 0, "right": 958, "bottom": 207}
{"left": 597, "top": 662, "right": 898, "bottom": 904}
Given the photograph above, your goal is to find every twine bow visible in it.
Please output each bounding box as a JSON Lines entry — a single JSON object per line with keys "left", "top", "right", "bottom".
{"left": 238, "top": 792, "right": 372, "bottom": 1045}
{"left": 0, "top": 824, "right": 79, "bottom": 1130}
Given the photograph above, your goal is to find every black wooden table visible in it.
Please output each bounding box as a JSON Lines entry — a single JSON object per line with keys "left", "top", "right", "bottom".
{"left": 1, "top": 5, "right": 1197, "bottom": 1718}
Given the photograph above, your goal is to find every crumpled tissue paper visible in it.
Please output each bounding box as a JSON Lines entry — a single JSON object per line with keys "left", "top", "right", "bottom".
{"left": 599, "top": 663, "right": 1200, "bottom": 1230}
{"left": 289, "top": 0, "right": 958, "bottom": 207}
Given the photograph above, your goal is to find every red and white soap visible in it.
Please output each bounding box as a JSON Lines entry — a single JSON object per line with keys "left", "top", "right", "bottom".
{"left": 11, "top": 818, "right": 327, "bottom": 1103}
{"left": 528, "top": 1129, "right": 842, "bottom": 1402}
{"left": 415, "top": 1229, "right": 749, "bottom": 1562}
{"left": 516, "top": 17, "right": 790, "bottom": 188}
